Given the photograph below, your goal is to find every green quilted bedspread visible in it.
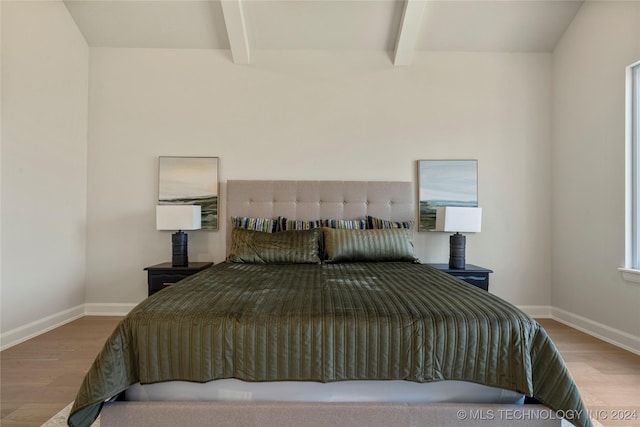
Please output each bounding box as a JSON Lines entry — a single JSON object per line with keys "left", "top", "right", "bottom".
{"left": 68, "top": 262, "right": 591, "bottom": 427}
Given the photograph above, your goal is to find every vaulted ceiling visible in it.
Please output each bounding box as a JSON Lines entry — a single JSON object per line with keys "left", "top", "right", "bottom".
{"left": 63, "top": 0, "right": 584, "bottom": 65}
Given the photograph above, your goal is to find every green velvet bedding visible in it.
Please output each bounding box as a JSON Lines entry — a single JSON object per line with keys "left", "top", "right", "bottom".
{"left": 68, "top": 262, "right": 591, "bottom": 427}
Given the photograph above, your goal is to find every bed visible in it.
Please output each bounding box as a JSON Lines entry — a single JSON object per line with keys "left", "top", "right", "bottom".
{"left": 68, "top": 180, "right": 592, "bottom": 427}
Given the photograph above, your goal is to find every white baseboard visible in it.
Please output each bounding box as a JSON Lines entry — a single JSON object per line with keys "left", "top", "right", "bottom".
{"left": 2, "top": 304, "right": 639, "bottom": 357}
{"left": 0, "top": 303, "right": 135, "bottom": 351}
{"left": 551, "top": 307, "right": 640, "bottom": 356}
{"left": 517, "top": 305, "right": 553, "bottom": 318}
{"left": 0, "top": 305, "right": 85, "bottom": 351}
{"left": 84, "top": 303, "right": 136, "bottom": 316}
{"left": 520, "top": 305, "right": 640, "bottom": 356}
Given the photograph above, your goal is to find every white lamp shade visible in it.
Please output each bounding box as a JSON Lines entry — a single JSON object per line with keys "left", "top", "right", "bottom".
{"left": 156, "top": 205, "right": 201, "bottom": 230}
{"left": 434, "top": 207, "right": 482, "bottom": 233}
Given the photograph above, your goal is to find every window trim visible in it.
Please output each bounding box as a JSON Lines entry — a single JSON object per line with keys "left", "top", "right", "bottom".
{"left": 621, "top": 60, "right": 640, "bottom": 284}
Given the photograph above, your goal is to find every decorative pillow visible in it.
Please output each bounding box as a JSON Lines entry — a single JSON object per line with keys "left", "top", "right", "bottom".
{"left": 323, "top": 228, "right": 419, "bottom": 263}
{"left": 321, "top": 218, "right": 367, "bottom": 229}
{"left": 231, "top": 216, "right": 278, "bottom": 233}
{"left": 277, "top": 217, "right": 323, "bottom": 232}
{"left": 366, "top": 216, "right": 414, "bottom": 230}
{"left": 227, "top": 228, "right": 322, "bottom": 264}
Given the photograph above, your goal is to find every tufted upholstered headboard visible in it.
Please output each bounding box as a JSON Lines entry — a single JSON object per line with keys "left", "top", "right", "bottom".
{"left": 226, "top": 180, "right": 415, "bottom": 255}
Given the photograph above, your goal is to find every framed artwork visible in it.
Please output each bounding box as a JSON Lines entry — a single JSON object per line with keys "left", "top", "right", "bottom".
{"left": 158, "top": 156, "right": 219, "bottom": 230}
{"left": 418, "top": 159, "right": 478, "bottom": 231}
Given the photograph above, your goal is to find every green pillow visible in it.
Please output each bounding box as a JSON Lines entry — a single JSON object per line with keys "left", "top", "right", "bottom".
{"left": 227, "top": 228, "right": 322, "bottom": 264}
{"left": 323, "top": 228, "right": 419, "bottom": 263}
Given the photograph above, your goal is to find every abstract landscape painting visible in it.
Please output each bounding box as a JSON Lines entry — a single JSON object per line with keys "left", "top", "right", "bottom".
{"left": 418, "top": 160, "right": 478, "bottom": 231}
{"left": 158, "top": 157, "right": 219, "bottom": 230}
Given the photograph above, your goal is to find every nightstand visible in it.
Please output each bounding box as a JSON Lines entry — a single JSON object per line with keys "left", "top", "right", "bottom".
{"left": 144, "top": 262, "right": 213, "bottom": 296}
{"left": 426, "top": 263, "right": 493, "bottom": 291}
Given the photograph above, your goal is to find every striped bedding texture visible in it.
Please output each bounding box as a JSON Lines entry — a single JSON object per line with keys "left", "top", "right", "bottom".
{"left": 68, "top": 262, "right": 591, "bottom": 427}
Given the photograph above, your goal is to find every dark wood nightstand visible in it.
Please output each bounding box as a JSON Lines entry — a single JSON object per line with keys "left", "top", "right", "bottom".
{"left": 144, "top": 262, "right": 213, "bottom": 296}
{"left": 426, "top": 263, "right": 493, "bottom": 291}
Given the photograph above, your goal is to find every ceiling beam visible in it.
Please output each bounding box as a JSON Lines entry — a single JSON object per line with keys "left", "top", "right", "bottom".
{"left": 220, "top": 0, "right": 251, "bottom": 65}
{"left": 393, "top": 0, "right": 426, "bottom": 66}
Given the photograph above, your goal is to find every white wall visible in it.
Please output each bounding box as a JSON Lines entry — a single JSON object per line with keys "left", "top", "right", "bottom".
{"left": 2, "top": 0, "right": 638, "bottom": 355}
{"left": 0, "top": 1, "right": 88, "bottom": 341}
{"left": 551, "top": 1, "right": 640, "bottom": 347}
{"left": 86, "top": 48, "right": 553, "bottom": 308}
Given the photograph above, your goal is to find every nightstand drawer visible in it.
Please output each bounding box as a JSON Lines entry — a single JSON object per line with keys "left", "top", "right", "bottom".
{"left": 144, "top": 262, "right": 213, "bottom": 297}
{"left": 148, "top": 273, "right": 192, "bottom": 294}
{"left": 449, "top": 274, "right": 489, "bottom": 291}
{"left": 425, "top": 263, "right": 493, "bottom": 292}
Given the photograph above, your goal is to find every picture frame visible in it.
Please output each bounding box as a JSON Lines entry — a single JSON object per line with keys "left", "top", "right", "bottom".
{"left": 158, "top": 156, "right": 219, "bottom": 230}
{"left": 418, "top": 159, "right": 478, "bottom": 232}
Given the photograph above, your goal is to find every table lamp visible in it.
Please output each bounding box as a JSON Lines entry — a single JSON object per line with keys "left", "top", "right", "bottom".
{"left": 435, "top": 206, "right": 482, "bottom": 270}
{"left": 156, "top": 205, "right": 201, "bottom": 267}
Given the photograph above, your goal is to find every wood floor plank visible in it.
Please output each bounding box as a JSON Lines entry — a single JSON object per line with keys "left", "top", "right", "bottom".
{"left": 537, "top": 319, "right": 640, "bottom": 427}
{"left": 1, "top": 316, "right": 122, "bottom": 426}
{"left": 1, "top": 316, "right": 639, "bottom": 426}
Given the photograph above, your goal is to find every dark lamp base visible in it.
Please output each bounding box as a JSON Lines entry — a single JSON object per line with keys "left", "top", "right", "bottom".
{"left": 171, "top": 231, "right": 189, "bottom": 267}
{"left": 449, "top": 233, "right": 466, "bottom": 270}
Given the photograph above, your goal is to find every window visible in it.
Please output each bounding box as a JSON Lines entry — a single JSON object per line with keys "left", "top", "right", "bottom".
{"left": 632, "top": 63, "right": 640, "bottom": 267}
{"left": 622, "top": 61, "right": 640, "bottom": 281}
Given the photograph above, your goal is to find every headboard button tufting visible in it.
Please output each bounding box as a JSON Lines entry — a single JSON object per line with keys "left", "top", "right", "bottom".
{"left": 226, "top": 180, "right": 413, "bottom": 256}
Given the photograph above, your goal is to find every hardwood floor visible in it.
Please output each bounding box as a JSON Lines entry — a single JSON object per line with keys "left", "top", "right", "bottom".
{"left": 536, "top": 319, "right": 640, "bottom": 427}
{"left": 1, "top": 316, "right": 123, "bottom": 427}
{"left": 1, "top": 317, "right": 639, "bottom": 427}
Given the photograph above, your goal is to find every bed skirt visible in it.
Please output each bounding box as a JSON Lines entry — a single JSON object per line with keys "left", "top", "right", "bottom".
{"left": 101, "top": 402, "right": 565, "bottom": 427}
